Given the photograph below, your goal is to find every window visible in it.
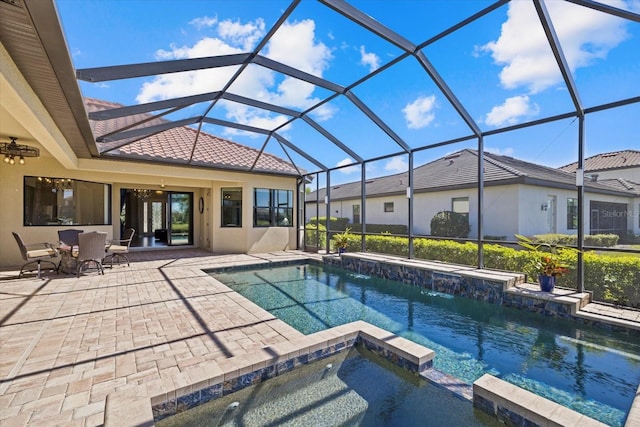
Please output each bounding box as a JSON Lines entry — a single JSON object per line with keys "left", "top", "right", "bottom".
{"left": 253, "top": 188, "right": 293, "bottom": 227}
{"left": 23, "top": 176, "right": 111, "bottom": 226}
{"left": 384, "top": 202, "right": 394, "bottom": 212}
{"left": 352, "top": 204, "right": 360, "bottom": 224}
{"left": 567, "top": 198, "right": 578, "bottom": 230}
{"left": 221, "top": 188, "right": 242, "bottom": 227}
{"left": 452, "top": 197, "right": 469, "bottom": 218}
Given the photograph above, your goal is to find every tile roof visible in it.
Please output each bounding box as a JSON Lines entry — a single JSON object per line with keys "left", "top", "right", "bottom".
{"left": 85, "top": 98, "right": 300, "bottom": 176}
{"left": 560, "top": 150, "right": 640, "bottom": 173}
{"left": 307, "top": 149, "right": 639, "bottom": 201}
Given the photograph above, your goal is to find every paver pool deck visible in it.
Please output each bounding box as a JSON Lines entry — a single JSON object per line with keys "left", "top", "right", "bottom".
{"left": 0, "top": 249, "right": 638, "bottom": 426}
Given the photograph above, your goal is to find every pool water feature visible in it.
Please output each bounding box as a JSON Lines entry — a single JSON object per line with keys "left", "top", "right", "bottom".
{"left": 212, "top": 263, "right": 640, "bottom": 427}
{"left": 156, "top": 346, "right": 502, "bottom": 427}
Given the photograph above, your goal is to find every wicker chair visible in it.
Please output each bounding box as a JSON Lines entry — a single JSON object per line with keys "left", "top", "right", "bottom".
{"left": 12, "top": 232, "right": 59, "bottom": 279}
{"left": 57, "top": 229, "right": 84, "bottom": 272}
{"left": 76, "top": 232, "right": 107, "bottom": 277}
{"left": 58, "top": 229, "right": 84, "bottom": 246}
{"left": 104, "top": 228, "right": 135, "bottom": 267}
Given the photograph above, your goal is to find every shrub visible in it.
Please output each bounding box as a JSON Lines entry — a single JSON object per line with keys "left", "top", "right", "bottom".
{"left": 304, "top": 223, "right": 326, "bottom": 248}
{"left": 531, "top": 233, "right": 619, "bottom": 247}
{"left": 307, "top": 216, "right": 350, "bottom": 232}
{"left": 346, "top": 234, "right": 640, "bottom": 308}
{"left": 430, "top": 211, "right": 470, "bottom": 238}
{"left": 350, "top": 223, "right": 408, "bottom": 235}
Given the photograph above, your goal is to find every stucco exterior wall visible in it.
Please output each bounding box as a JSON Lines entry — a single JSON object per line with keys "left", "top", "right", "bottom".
{"left": 0, "top": 152, "right": 298, "bottom": 268}
{"left": 590, "top": 167, "right": 639, "bottom": 183}
{"left": 305, "top": 183, "right": 638, "bottom": 241}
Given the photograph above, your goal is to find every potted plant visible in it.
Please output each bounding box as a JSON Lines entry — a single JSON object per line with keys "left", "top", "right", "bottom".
{"left": 332, "top": 228, "right": 352, "bottom": 255}
{"left": 515, "top": 234, "right": 571, "bottom": 292}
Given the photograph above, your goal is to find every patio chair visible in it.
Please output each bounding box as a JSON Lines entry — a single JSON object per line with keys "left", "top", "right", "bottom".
{"left": 57, "top": 229, "right": 83, "bottom": 272}
{"left": 76, "top": 231, "right": 107, "bottom": 277}
{"left": 104, "top": 228, "right": 135, "bottom": 268}
{"left": 12, "top": 232, "right": 59, "bottom": 279}
{"left": 58, "top": 228, "right": 84, "bottom": 246}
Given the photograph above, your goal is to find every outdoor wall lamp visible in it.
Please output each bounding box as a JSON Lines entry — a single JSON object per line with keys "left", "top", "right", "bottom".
{"left": 1, "top": 137, "right": 39, "bottom": 165}
{"left": 541, "top": 203, "right": 549, "bottom": 211}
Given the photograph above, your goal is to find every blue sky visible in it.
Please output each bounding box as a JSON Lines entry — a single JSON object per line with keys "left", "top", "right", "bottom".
{"left": 56, "top": 0, "right": 639, "bottom": 185}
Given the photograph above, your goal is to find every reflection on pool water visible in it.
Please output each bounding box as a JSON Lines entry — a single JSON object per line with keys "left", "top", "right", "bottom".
{"left": 212, "top": 263, "right": 640, "bottom": 427}
{"left": 156, "top": 346, "right": 502, "bottom": 427}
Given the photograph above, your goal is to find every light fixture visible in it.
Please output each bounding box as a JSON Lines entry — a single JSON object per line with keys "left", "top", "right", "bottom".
{"left": 1, "top": 137, "right": 39, "bottom": 165}
{"left": 37, "top": 177, "right": 73, "bottom": 192}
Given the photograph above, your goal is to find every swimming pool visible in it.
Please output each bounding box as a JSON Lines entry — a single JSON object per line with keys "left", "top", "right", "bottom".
{"left": 212, "top": 263, "right": 640, "bottom": 426}
{"left": 156, "top": 345, "right": 502, "bottom": 427}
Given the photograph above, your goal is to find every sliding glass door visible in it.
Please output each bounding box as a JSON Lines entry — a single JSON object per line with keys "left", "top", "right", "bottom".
{"left": 121, "top": 189, "right": 193, "bottom": 247}
{"left": 169, "top": 192, "right": 193, "bottom": 245}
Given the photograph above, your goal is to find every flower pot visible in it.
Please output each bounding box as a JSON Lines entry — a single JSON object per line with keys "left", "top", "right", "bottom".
{"left": 338, "top": 247, "right": 346, "bottom": 255}
{"left": 538, "top": 275, "right": 555, "bottom": 292}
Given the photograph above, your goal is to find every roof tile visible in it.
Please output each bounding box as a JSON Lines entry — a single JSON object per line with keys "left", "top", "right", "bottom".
{"left": 85, "top": 98, "right": 299, "bottom": 176}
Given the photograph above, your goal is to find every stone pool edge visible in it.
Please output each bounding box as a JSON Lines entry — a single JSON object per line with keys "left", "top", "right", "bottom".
{"left": 102, "top": 253, "right": 639, "bottom": 427}
{"left": 102, "top": 321, "right": 434, "bottom": 426}
{"left": 101, "top": 318, "right": 627, "bottom": 427}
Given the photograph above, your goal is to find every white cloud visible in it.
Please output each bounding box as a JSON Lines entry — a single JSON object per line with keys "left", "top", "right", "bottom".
{"left": 189, "top": 16, "right": 217, "bottom": 30}
{"left": 336, "top": 157, "right": 359, "bottom": 174}
{"left": 359, "top": 45, "right": 380, "bottom": 72}
{"left": 402, "top": 95, "right": 437, "bottom": 129}
{"left": 384, "top": 157, "right": 407, "bottom": 173}
{"left": 485, "top": 95, "right": 540, "bottom": 127}
{"left": 136, "top": 17, "right": 336, "bottom": 132}
{"left": 218, "top": 18, "right": 265, "bottom": 51}
{"left": 264, "top": 19, "right": 332, "bottom": 77}
{"left": 479, "top": 0, "right": 629, "bottom": 94}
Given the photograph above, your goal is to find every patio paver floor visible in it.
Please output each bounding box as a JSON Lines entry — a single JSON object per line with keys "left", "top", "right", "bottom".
{"left": 0, "top": 250, "right": 316, "bottom": 427}
{"left": 0, "top": 249, "right": 637, "bottom": 426}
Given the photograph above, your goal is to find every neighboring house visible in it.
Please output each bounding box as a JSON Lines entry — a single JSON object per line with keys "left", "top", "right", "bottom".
{"left": 560, "top": 150, "right": 640, "bottom": 182}
{"left": 0, "top": 12, "right": 301, "bottom": 269}
{"left": 306, "top": 149, "right": 640, "bottom": 240}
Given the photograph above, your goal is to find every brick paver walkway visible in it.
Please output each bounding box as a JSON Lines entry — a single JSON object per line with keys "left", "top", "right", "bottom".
{"left": 0, "top": 250, "right": 316, "bottom": 426}
{"left": 1, "top": 249, "right": 637, "bottom": 426}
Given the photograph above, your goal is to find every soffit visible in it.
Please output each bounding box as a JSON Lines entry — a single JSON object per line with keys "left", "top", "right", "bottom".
{"left": 0, "top": 0, "right": 95, "bottom": 157}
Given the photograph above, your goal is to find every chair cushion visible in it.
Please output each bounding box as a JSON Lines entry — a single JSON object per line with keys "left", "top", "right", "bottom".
{"left": 27, "top": 248, "right": 56, "bottom": 258}
{"left": 108, "top": 245, "right": 128, "bottom": 253}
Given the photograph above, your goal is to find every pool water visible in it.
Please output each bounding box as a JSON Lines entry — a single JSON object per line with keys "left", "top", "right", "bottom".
{"left": 156, "top": 346, "right": 502, "bottom": 427}
{"left": 212, "top": 264, "right": 640, "bottom": 427}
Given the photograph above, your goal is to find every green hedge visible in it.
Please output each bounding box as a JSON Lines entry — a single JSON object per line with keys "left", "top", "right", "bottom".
{"left": 341, "top": 234, "right": 639, "bottom": 308}
{"left": 532, "top": 233, "right": 619, "bottom": 247}
{"left": 304, "top": 223, "right": 326, "bottom": 248}
{"left": 350, "top": 223, "right": 408, "bottom": 235}
{"left": 307, "top": 216, "right": 350, "bottom": 231}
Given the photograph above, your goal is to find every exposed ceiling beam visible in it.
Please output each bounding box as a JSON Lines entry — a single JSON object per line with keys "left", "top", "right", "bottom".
{"left": 273, "top": 133, "right": 328, "bottom": 171}
{"left": 302, "top": 116, "right": 363, "bottom": 163}
{"left": 534, "top": 0, "right": 583, "bottom": 115}
{"left": 564, "top": 0, "right": 640, "bottom": 22}
{"left": 98, "top": 117, "right": 201, "bottom": 143}
{"left": 345, "top": 90, "right": 412, "bottom": 153}
{"left": 89, "top": 92, "right": 221, "bottom": 120}
{"left": 76, "top": 54, "right": 250, "bottom": 82}
{"left": 253, "top": 55, "right": 345, "bottom": 93}
{"left": 320, "top": 0, "right": 416, "bottom": 52}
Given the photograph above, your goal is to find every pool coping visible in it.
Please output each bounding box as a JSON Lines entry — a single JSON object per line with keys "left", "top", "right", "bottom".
{"left": 102, "top": 252, "right": 639, "bottom": 427}
{"left": 329, "top": 252, "right": 640, "bottom": 334}
{"left": 102, "top": 318, "right": 631, "bottom": 427}
{"left": 103, "top": 321, "right": 435, "bottom": 426}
